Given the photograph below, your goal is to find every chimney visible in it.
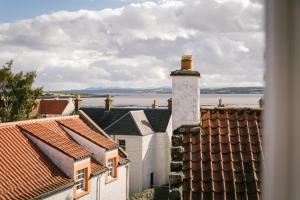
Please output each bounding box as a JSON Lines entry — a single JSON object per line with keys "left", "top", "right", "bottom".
{"left": 218, "top": 98, "right": 224, "bottom": 107}
{"left": 168, "top": 98, "right": 172, "bottom": 111}
{"left": 105, "top": 95, "right": 113, "bottom": 111}
{"left": 170, "top": 55, "right": 201, "bottom": 131}
{"left": 152, "top": 99, "right": 158, "bottom": 109}
{"left": 74, "top": 94, "right": 82, "bottom": 112}
{"left": 259, "top": 97, "right": 264, "bottom": 108}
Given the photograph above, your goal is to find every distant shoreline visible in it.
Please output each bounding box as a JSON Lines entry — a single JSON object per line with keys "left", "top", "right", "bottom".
{"left": 41, "top": 93, "right": 263, "bottom": 99}
{"left": 42, "top": 87, "right": 263, "bottom": 98}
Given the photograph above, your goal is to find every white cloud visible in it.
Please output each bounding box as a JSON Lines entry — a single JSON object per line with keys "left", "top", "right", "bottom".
{"left": 0, "top": 0, "right": 264, "bottom": 90}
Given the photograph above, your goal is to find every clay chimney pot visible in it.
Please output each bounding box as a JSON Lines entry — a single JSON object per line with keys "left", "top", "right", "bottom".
{"left": 181, "top": 55, "right": 193, "bottom": 70}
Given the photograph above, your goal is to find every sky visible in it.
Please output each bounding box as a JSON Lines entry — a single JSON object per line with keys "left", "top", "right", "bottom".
{"left": 0, "top": 0, "right": 264, "bottom": 90}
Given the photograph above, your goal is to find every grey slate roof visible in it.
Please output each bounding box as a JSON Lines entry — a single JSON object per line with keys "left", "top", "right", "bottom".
{"left": 105, "top": 111, "right": 154, "bottom": 136}
{"left": 80, "top": 107, "right": 171, "bottom": 136}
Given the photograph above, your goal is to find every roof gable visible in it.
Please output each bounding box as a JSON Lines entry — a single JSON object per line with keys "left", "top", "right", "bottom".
{"left": 81, "top": 107, "right": 171, "bottom": 134}
{"left": 104, "top": 112, "right": 142, "bottom": 136}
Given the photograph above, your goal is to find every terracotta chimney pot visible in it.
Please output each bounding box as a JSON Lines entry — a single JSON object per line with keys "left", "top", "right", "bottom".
{"left": 181, "top": 55, "right": 193, "bottom": 70}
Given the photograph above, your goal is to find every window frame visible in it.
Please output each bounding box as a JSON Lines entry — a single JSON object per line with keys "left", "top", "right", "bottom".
{"left": 105, "top": 150, "right": 118, "bottom": 183}
{"left": 107, "top": 158, "right": 115, "bottom": 178}
{"left": 76, "top": 168, "right": 86, "bottom": 193}
{"left": 118, "top": 139, "right": 126, "bottom": 151}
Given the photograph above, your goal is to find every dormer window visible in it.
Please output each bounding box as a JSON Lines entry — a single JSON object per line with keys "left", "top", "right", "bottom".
{"left": 76, "top": 168, "right": 86, "bottom": 193}
{"left": 107, "top": 158, "right": 115, "bottom": 177}
{"left": 105, "top": 150, "right": 118, "bottom": 183}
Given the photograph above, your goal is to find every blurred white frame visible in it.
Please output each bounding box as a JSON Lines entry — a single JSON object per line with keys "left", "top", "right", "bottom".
{"left": 264, "top": 0, "right": 300, "bottom": 199}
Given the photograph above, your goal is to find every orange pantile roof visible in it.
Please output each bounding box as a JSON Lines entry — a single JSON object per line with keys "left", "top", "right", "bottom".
{"left": 0, "top": 125, "right": 72, "bottom": 200}
{"left": 0, "top": 115, "right": 127, "bottom": 199}
{"left": 58, "top": 118, "right": 119, "bottom": 150}
{"left": 39, "top": 99, "right": 69, "bottom": 115}
{"left": 19, "top": 122, "right": 91, "bottom": 160}
{"left": 91, "top": 158, "right": 106, "bottom": 175}
{"left": 172, "top": 108, "right": 263, "bottom": 200}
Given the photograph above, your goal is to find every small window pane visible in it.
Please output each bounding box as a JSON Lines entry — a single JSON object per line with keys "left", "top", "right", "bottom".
{"left": 76, "top": 168, "right": 86, "bottom": 193}
{"left": 107, "top": 158, "right": 115, "bottom": 177}
{"left": 118, "top": 139, "right": 126, "bottom": 151}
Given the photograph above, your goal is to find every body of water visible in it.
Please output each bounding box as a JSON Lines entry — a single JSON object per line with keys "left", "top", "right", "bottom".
{"left": 81, "top": 93, "right": 263, "bottom": 108}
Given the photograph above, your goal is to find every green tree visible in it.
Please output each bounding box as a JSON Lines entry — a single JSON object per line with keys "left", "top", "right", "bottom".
{"left": 0, "top": 60, "right": 43, "bottom": 122}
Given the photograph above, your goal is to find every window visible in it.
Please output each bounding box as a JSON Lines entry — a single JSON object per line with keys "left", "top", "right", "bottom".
{"left": 76, "top": 168, "right": 86, "bottom": 193}
{"left": 118, "top": 139, "right": 126, "bottom": 150}
{"left": 107, "top": 158, "right": 115, "bottom": 177}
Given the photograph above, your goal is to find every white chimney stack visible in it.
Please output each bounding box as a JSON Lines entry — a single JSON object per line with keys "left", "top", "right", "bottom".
{"left": 170, "top": 55, "right": 200, "bottom": 131}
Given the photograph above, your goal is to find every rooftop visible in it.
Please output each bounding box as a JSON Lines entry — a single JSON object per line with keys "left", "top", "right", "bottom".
{"left": 58, "top": 117, "right": 119, "bottom": 150}
{"left": 31, "top": 99, "right": 70, "bottom": 116}
{"left": 170, "top": 108, "right": 263, "bottom": 200}
{"left": 19, "top": 122, "right": 91, "bottom": 159}
{"left": 81, "top": 107, "right": 172, "bottom": 135}
{"left": 0, "top": 123, "right": 72, "bottom": 199}
{"left": 0, "top": 115, "right": 126, "bottom": 199}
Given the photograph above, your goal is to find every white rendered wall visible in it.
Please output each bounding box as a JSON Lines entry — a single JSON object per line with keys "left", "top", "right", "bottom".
{"left": 141, "top": 134, "right": 155, "bottom": 190}
{"left": 172, "top": 76, "right": 200, "bottom": 130}
{"left": 42, "top": 188, "right": 73, "bottom": 200}
{"left": 25, "top": 133, "right": 74, "bottom": 178}
{"left": 153, "top": 133, "right": 170, "bottom": 185}
{"left": 79, "top": 165, "right": 129, "bottom": 200}
{"left": 113, "top": 132, "right": 170, "bottom": 194}
{"left": 112, "top": 135, "right": 143, "bottom": 194}
{"left": 100, "top": 165, "right": 128, "bottom": 200}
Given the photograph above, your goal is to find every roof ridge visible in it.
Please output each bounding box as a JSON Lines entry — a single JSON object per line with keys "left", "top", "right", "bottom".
{"left": 0, "top": 115, "right": 79, "bottom": 128}
{"left": 201, "top": 107, "right": 263, "bottom": 111}
{"left": 129, "top": 110, "right": 144, "bottom": 113}
{"left": 41, "top": 99, "right": 69, "bottom": 101}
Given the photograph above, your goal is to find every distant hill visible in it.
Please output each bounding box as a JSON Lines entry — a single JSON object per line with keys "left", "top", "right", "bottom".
{"left": 45, "top": 87, "right": 263, "bottom": 96}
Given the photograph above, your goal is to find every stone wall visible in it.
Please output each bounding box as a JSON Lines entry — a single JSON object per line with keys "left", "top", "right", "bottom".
{"left": 169, "top": 128, "right": 184, "bottom": 200}
{"left": 169, "top": 125, "right": 200, "bottom": 200}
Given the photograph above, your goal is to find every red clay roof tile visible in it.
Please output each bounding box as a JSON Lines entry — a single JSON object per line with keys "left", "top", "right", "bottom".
{"left": 0, "top": 125, "right": 72, "bottom": 200}
{"left": 0, "top": 115, "right": 127, "bottom": 199}
{"left": 178, "top": 108, "right": 263, "bottom": 200}
{"left": 39, "top": 99, "right": 69, "bottom": 115}
{"left": 91, "top": 158, "right": 106, "bottom": 175}
{"left": 19, "top": 122, "right": 91, "bottom": 160}
{"left": 58, "top": 118, "right": 118, "bottom": 150}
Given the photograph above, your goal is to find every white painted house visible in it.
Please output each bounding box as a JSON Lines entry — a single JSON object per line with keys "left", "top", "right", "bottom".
{"left": 0, "top": 112, "right": 130, "bottom": 200}
{"left": 81, "top": 56, "right": 200, "bottom": 195}
{"left": 82, "top": 101, "right": 172, "bottom": 195}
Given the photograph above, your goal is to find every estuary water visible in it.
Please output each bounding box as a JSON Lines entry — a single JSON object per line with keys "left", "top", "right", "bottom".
{"left": 81, "top": 93, "right": 263, "bottom": 108}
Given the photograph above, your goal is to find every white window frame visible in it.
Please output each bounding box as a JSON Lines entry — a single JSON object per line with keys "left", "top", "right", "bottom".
{"left": 107, "top": 158, "right": 115, "bottom": 178}
{"left": 264, "top": 0, "right": 300, "bottom": 199}
{"left": 76, "top": 168, "right": 86, "bottom": 193}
